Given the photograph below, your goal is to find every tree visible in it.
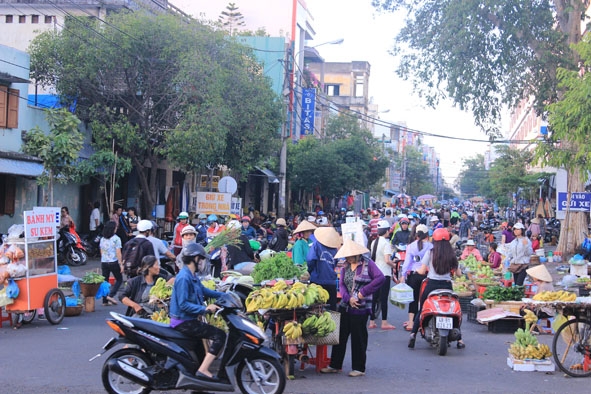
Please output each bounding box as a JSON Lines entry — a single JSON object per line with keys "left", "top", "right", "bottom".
{"left": 394, "top": 145, "right": 434, "bottom": 197}
{"left": 22, "top": 108, "right": 83, "bottom": 206}
{"left": 29, "top": 12, "right": 282, "bottom": 217}
{"left": 218, "top": 2, "right": 246, "bottom": 35}
{"left": 372, "top": 0, "right": 588, "bottom": 254}
{"left": 455, "top": 154, "right": 489, "bottom": 198}
{"left": 287, "top": 113, "right": 389, "bottom": 201}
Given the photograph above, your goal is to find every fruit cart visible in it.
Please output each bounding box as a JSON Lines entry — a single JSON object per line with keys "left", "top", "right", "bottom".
{"left": 522, "top": 296, "right": 591, "bottom": 377}
{"left": 4, "top": 208, "right": 65, "bottom": 326}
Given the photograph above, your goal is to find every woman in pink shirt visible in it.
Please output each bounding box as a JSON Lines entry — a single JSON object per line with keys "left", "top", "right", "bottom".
{"left": 460, "top": 240, "right": 483, "bottom": 261}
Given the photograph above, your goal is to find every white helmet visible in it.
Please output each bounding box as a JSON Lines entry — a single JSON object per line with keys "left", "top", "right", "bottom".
{"left": 227, "top": 220, "right": 241, "bottom": 230}
{"left": 377, "top": 220, "right": 390, "bottom": 230}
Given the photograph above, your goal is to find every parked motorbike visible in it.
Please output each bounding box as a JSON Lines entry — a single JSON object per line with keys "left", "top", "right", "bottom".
{"left": 57, "top": 227, "right": 88, "bottom": 266}
{"left": 91, "top": 292, "right": 286, "bottom": 394}
{"left": 81, "top": 233, "right": 101, "bottom": 258}
{"left": 417, "top": 282, "right": 462, "bottom": 356}
{"left": 392, "top": 244, "right": 407, "bottom": 283}
{"left": 544, "top": 218, "right": 561, "bottom": 243}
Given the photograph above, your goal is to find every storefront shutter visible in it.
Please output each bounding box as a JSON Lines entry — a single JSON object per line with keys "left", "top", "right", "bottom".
{"left": 0, "top": 86, "right": 7, "bottom": 128}
{"left": 7, "top": 88, "right": 19, "bottom": 128}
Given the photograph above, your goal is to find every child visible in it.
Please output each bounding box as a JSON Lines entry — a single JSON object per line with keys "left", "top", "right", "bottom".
{"left": 487, "top": 242, "right": 502, "bottom": 269}
{"left": 531, "top": 234, "right": 541, "bottom": 252}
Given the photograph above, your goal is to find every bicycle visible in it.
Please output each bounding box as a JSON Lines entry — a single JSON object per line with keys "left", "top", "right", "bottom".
{"left": 552, "top": 306, "right": 591, "bottom": 377}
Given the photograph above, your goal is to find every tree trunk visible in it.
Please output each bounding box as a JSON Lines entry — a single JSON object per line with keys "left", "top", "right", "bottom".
{"left": 557, "top": 167, "right": 587, "bottom": 256}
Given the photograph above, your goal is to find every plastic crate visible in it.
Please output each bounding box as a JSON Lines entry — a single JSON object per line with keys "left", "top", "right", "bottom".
{"left": 467, "top": 304, "right": 485, "bottom": 323}
{"left": 487, "top": 318, "right": 524, "bottom": 333}
{"left": 459, "top": 297, "right": 474, "bottom": 314}
{"left": 578, "top": 286, "right": 590, "bottom": 297}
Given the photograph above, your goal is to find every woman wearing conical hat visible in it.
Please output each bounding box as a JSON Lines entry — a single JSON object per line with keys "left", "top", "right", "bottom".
{"left": 291, "top": 220, "right": 316, "bottom": 265}
{"left": 320, "top": 239, "right": 385, "bottom": 377}
{"left": 306, "top": 227, "right": 342, "bottom": 310}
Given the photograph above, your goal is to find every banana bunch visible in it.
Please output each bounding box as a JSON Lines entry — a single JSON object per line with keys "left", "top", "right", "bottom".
{"left": 283, "top": 321, "right": 303, "bottom": 340}
{"left": 205, "top": 312, "right": 227, "bottom": 331}
{"left": 149, "top": 277, "right": 173, "bottom": 300}
{"left": 151, "top": 309, "right": 170, "bottom": 324}
{"left": 245, "top": 281, "right": 332, "bottom": 313}
{"left": 301, "top": 311, "right": 336, "bottom": 337}
{"left": 508, "top": 343, "right": 552, "bottom": 360}
{"left": 523, "top": 309, "right": 538, "bottom": 326}
{"left": 532, "top": 290, "right": 577, "bottom": 302}
{"left": 202, "top": 279, "right": 216, "bottom": 290}
{"left": 514, "top": 328, "right": 539, "bottom": 347}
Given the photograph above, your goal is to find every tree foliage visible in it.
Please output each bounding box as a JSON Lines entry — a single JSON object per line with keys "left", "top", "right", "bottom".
{"left": 29, "top": 11, "right": 282, "bottom": 216}
{"left": 218, "top": 2, "right": 246, "bottom": 35}
{"left": 287, "top": 114, "right": 389, "bottom": 198}
{"left": 455, "top": 154, "right": 489, "bottom": 198}
{"left": 392, "top": 145, "right": 434, "bottom": 197}
{"left": 22, "top": 108, "right": 83, "bottom": 205}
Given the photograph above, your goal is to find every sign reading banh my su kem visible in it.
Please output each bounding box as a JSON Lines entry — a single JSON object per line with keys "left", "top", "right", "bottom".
{"left": 195, "top": 192, "right": 231, "bottom": 215}
{"left": 24, "top": 207, "right": 60, "bottom": 238}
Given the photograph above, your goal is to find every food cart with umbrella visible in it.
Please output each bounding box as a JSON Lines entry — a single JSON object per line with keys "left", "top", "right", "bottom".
{"left": 415, "top": 194, "right": 437, "bottom": 207}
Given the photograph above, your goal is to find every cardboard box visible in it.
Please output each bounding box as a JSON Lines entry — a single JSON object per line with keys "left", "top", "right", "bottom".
{"left": 477, "top": 307, "right": 522, "bottom": 324}
{"left": 507, "top": 355, "right": 555, "bottom": 372}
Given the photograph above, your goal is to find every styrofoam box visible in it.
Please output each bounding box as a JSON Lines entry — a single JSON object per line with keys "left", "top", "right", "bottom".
{"left": 507, "top": 356, "right": 555, "bottom": 372}
{"left": 570, "top": 263, "right": 588, "bottom": 277}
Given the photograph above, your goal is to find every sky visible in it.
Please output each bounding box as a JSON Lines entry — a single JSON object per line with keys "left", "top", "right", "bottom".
{"left": 171, "top": 0, "right": 494, "bottom": 188}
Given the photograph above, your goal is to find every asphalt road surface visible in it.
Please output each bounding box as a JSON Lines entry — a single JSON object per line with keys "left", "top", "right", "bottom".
{"left": 1, "top": 259, "right": 589, "bottom": 393}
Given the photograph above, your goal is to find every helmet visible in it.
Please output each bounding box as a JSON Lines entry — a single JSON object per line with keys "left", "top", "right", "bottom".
{"left": 346, "top": 211, "right": 354, "bottom": 217}
{"left": 181, "top": 225, "right": 197, "bottom": 236}
{"left": 198, "top": 213, "right": 207, "bottom": 220}
{"left": 341, "top": 207, "right": 346, "bottom": 212}
{"left": 137, "top": 220, "right": 153, "bottom": 232}
{"left": 208, "top": 214, "right": 218, "bottom": 222}
{"left": 399, "top": 217, "right": 410, "bottom": 224}
{"left": 276, "top": 218, "right": 287, "bottom": 227}
{"left": 241, "top": 216, "right": 251, "bottom": 222}
{"left": 178, "top": 211, "right": 189, "bottom": 219}
{"left": 377, "top": 220, "right": 390, "bottom": 230}
{"left": 432, "top": 228, "right": 450, "bottom": 241}
{"left": 318, "top": 210, "right": 325, "bottom": 216}
{"left": 430, "top": 216, "right": 439, "bottom": 222}
{"left": 150, "top": 221, "right": 158, "bottom": 231}
{"left": 372, "top": 210, "right": 379, "bottom": 216}
{"left": 227, "top": 220, "right": 241, "bottom": 230}
{"left": 183, "top": 243, "right": 210, "bottom": 259}
{"left": 416, "top": 224, "right": 429, "bottom": 234}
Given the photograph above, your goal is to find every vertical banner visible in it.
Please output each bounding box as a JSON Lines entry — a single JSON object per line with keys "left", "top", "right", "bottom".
{"left": 300, "top": 88, "right": 316, "bottom": 137}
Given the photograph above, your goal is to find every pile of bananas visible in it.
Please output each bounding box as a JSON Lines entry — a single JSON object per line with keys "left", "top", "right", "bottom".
{"left": 245, "top": 280, "right": 330, "bottom": 313}
{"left": 151, "top": 309, "right": 170, "bottom": 324}
{"left": 532, "top": 290, "right": 577, "bottom": 302}
{"left": 283, "top": 321, "right": 303, "bottom": 340}
{"left": 302, "top": 311, "right": 337, "bottom": 337}
{"left": 205, "top": 312, "right": 227, "bottom": 331}
{"left": 523, "top": 309, "right": 538, "bottom": 326}
{"left": 507, "top": 327, "right": 552, "bottom": 360}
{"left": 202, "top": 279, "right": 216, "bottom": 290}
{"left": 149, "top": 277, "right": 173, "bottom": 300}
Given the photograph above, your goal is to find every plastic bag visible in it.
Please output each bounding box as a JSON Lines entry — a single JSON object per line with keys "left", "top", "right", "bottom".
{"left": 71, "top": 281, "right": 81, "bottom": 299}
{"left": 58, "top": 265, "right": 72, "bottom": 275}
{"left": 95, "top": 281, "right": 111, "bottom": 299}
{"left": 6, "top": 278, "right": 19, "bottom": 299}
{"left": 0, "top": 287, "right": 14, "bottom": 307}
{"left": 65, "top": 297, "right": 79, "bottom": 307}
{"left": 6, "top": 224, "right": 24, "bottom": 241}
{"left": 390, "top": 283, "right": 414, "bottom": 304}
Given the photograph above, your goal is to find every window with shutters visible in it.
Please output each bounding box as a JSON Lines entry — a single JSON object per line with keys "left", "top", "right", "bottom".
{"left": 0, "top": 174, "right": 16, "bottom": 215}
{"left": 0, "top": 86, "right": 19, "bottom": 129}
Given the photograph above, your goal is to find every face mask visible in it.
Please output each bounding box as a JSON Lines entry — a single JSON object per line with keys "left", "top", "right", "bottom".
{"left": 122, "top": 212, "right": 128, "bottom": 217}
{"left": 182, "top": 238, "right": 196, "bottom": 248}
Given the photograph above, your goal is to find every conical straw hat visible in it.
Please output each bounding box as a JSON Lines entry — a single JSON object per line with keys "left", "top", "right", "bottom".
{"left": 526, "top": 264, "right": 552, "bottom": 283}
{"left": 293, "top": 220, "right": 317, "bottom": 234}
{"left": 334, "top": 239, "right": 370, "bottom": 259}
{"left": 314, "top": 227, "right": 342, "bottom": 249}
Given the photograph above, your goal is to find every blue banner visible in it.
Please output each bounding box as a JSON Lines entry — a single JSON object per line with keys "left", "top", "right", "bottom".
{"left": 557, "top": 192, "right": 591, "bottom": 212}
{"left": 300, "top": 88, "right": 316, "bottom": 137}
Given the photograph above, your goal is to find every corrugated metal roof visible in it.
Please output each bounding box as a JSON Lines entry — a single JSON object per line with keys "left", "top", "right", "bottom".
{"left": 0, "top": 157, "right": 43, "bottom": 177}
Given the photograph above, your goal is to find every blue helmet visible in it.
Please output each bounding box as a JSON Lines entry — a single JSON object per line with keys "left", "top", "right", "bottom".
{"left": 207, "top": 214, "right": 218, "bottom": 222}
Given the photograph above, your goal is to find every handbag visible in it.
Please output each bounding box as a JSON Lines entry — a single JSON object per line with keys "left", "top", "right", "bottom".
{"left": 508, "top": 263, "right": 527, "bottom": 274}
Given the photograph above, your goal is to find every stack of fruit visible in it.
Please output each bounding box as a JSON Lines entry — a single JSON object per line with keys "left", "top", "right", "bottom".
{"left": 245, "top": 280, "right": 329, "bottom": 313}
{"left": 507, "top": 310, "right": 552, "bottom": 360}
{"left": 301, "top": 311, "right": 337, "bottom": 337}
{"left": 282, "top": 320, "right": 303, "bottom": 340}
{"left": 453, "top": 275, "right": 473, "bottom": 294}
{"left": 151, "top": 309, "right": 170, "bottom": 324}
{"left": 149, "top": 277, "right": 173, "bottom": 301}
{"left": 532, "top": 290, "right": 577, "bottom": 302}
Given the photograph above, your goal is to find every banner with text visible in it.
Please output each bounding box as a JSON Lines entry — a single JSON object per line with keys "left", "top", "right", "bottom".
{"left": 195, "top": 192, "right": 232, "bottom": 215}
{"left": 24, "top": 207, "right": 60, "bottom": 239}
{"left": 300, "top": 88, "right": 316, "bottom": 137}
{"left": 557, "top": 192, "right": 591, "bottom": 212}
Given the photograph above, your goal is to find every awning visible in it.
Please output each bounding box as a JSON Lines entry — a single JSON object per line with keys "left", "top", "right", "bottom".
{"left": 0, "top": 71, "right": 30, "bottom": 84}
{"left": 0, "top": 157, "right": 44, "bottom": 177}
{"left": 255, "top": 166, "right": 279, "bottom": 184}
{"left": 384, "top": 189, "right": 396, "bottom": 197}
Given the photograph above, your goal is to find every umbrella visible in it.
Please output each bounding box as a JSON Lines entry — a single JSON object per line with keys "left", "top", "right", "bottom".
{"left": 416, "top": 194, "right": 436, "bottom": 200}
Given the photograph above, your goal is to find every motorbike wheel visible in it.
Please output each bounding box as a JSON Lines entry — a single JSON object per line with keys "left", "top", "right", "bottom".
{"left": 102, "top": 349, "right": 153, "bottom": 394}
{"left": 236, "top": 356, "right": 286, "bottom": 394}
{"left": 21, "top": 310, "right": 37, "bottom": 324}
{"left": 66, "top": 247, "right": 87, "bottom": 266}
{"left": 437, "top": 334, "right": 448, "bottom": 356}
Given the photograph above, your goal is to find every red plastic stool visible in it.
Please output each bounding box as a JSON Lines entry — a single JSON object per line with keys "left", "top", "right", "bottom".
{"left": 1, "top": 307, "right": 13, "bottom": 328}
{"left": 500, "top": 279, "right": 514, "bottom": 288}
{"left": 524, "top": 284, "right": 535, "bottom": 298}
{"left": 299, "top": 345, "right": 331, "bottom": 373}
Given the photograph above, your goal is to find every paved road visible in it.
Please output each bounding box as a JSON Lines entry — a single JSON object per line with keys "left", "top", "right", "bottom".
{"left": 1, "top": 257, "right": 589, "bottom": 393}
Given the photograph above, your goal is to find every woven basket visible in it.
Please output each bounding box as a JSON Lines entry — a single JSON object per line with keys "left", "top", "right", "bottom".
{"left": 529, "top": 255, "right": 540, "bottom": 266}
{"left": 80, "top": 283, "right": 101, "bottom": 297}
{"left": 65, "top": 305, "right": 83, "bottom": 317}
{"left": 303, "top": 310, "right": 341, "bottom": 346}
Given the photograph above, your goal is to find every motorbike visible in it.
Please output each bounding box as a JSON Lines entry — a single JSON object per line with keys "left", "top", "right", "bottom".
{"left": 57, "top": 227, "right": 88, "bottom": 266}
{"left": 91, "top": 292, "right": 286, "bottom": 394}
{"left": 391, "top": 244, "right": 407, "bottom": 283}
{"left": 81, "top": 232, "right": 101, "bottom": 258}
{"left": 417, "top": 281, "right": 462, "bottom": 356}
{"left": 544, "top": 218, "right": 561, "bottom": 243}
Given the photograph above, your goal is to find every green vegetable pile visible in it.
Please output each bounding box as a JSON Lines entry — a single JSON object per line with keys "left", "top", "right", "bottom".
{"left": 81, "top": 272, "right": 105, "bottom": 284}
{"left": 252, "top": 252, "right": 306, "bottom": 283}
{"left": 482, "top": 285, "right": 524, "bottom": 302}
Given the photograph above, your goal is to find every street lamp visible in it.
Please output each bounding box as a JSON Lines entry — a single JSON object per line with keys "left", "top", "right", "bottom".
{"left": 277, "top": 38, "right": 344, "bottom": 218}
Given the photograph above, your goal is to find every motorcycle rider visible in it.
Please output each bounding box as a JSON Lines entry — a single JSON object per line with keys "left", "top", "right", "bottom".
{"left": 195, "top": 214, "right": 208, "bottom": 245}
{"left": 172, "top": 212, "right": 190, "bottom": 256}
{"left": 169, "top": 243, "right": 225, "bottom": 381}
{"left": 175, "top": 225, "right": 198, "bottom": 271}
{"left": 391, "top": 216, "right": 411, "bottom": 247}
{"left": 408, "top": 228, "right": 465, "bottom": 349}
{"left": 240, "top": 216, "right": 257, "bottom": 240}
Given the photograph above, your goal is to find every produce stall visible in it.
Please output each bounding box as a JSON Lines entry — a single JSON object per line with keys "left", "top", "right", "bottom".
{"left": 2, "top": 208, "right": 66, "bottom": 326}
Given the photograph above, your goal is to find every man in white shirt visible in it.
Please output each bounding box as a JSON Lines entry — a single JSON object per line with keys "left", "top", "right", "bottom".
{"left": 89, "top": 201, "right": 101, "bottom": 238}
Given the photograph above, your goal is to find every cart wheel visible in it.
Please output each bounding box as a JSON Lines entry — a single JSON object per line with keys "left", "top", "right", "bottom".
{"left": 44, "top": 288, "right": 66, "bottom": 325}
{"left": 22, "top": 310, "right": 37, "bottom": 324}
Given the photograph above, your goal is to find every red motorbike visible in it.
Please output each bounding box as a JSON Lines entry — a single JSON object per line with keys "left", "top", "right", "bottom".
{"left": 417, "top": 281, "right": 462, "bottom": 356}
{"left": 392, "top": 244, "right": 407, "bottom": 283}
